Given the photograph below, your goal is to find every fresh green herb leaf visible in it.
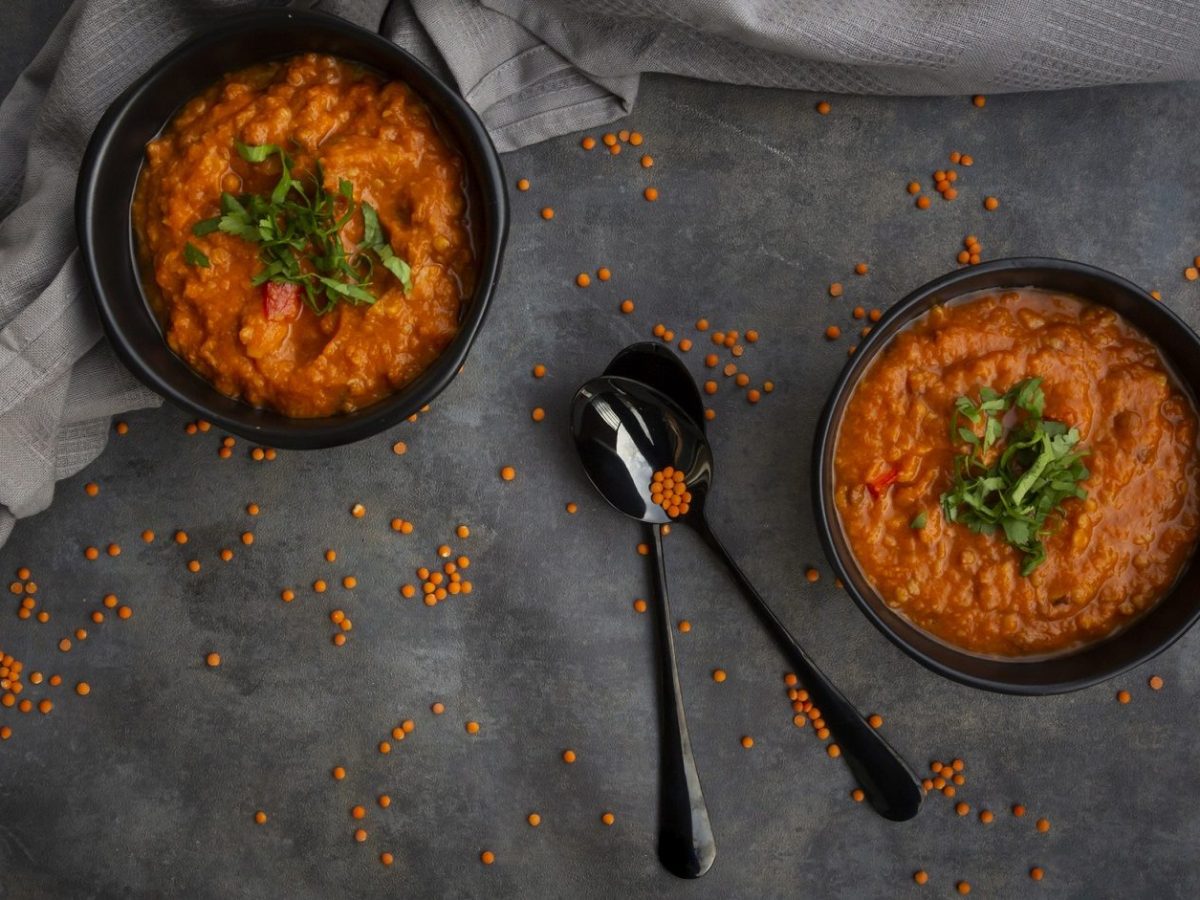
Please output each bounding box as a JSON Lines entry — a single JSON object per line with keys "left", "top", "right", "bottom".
{"left": 200, "top": 143, "right": 415, "bottom": 314}
{"left": 192, "top": 217, "right": 221, "bottom": 236}
{"left": 235, "top": 141, "right": 280, "bottom": 163}
{"left": 939, "top": 377, "right": 1089, "bottom": 576}
{"left": 910, "top": 511, "right": 928, "bottom": 529}
{"left": 183, "top": 241, "right": 210, "bottom": 268}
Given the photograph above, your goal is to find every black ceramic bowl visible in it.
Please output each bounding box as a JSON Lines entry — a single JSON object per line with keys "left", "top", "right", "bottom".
{"left": 813, "top": 258, "right": 1200, "bottom": 694}
{"left": 76, "top": 9, "right": 507, "bottom": 448}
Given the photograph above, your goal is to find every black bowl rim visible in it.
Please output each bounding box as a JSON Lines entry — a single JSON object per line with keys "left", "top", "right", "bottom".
{"left": 812, "top": 256, "right": 1200, "bottom": 695}
{"left": 75, "top": 8, "right": 508, "bottom": 449}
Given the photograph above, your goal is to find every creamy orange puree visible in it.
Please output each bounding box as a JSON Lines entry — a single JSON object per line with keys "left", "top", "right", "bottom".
{"left": 132, "top": 54, "right": 475, "bottom": 417}
{"left": 835, "top": 289, "right": 1200, "bottom": 656}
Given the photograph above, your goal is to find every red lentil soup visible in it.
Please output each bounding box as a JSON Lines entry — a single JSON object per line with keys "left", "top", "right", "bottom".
{"left": 834, "top": 289, "right": 1200, "bottom": 657}
{"left": 132, "top": 54, "right": 476, "bottom": 417}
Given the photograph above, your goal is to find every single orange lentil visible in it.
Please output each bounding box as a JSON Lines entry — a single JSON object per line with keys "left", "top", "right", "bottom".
{"left": 740, "top": 736, "right": 754, "bottom": 749}
{"left": 581, "top": 136, "right": 596, "bottom": 150}
{"left": 85, "top": 482, "right": 100, "bottom": 496}
{"left": 516, "top": 178, "right": 530, "bottom": 191}
{"left": 854, "top": 263, "right": 868, "bottom": 276}
{"left": 1185, "top": 267, "right": 1199, "bottom": 281}
{"left": 972, "top": 94, "right": 986, "bottom": 107}
{"left": 58, "top": 638, "right": 71, "bottom": 653}
{"left": 712, "top": 669, "right": 727, "bottom": 683}
{"left": 851, "top": 789, "right": 865, "bottom": 803}
{"left": 466, "top": 720, "right": 480, "bottom": 734}
{"left": 827, "top": 743, "right": 841, "bottom": 758}
{"left": 678, "top": 620, "right": 691, "bottom": 633}
{"left": 332, "top": 766, "right": 346, "bottom": 780}
{"left": 868, "top": 714, "right": 883, "bottom": 728}
{"left": 562, "top": 749, "right": 577, "bottom": 764}
{"left": 380, "top": 852, "right": 394, "bottom": 866}
{"left": 957, "top": 881, "right": 971, "bottom": 895}
{"left": 378, "top": 794, "right": 391, "bottom": 809}
{"left": 907, "top": 181, "right": 921, "bottom": 195}
{"left": 828, "top": 282, "right": 843, "bottom": 298}
{"left": 678, "top": 338, "right": 693, "bottom": 352}
{"left": 643, "top": 187, "right": 658, "bottom": 202}
{"left": 107, "top": 543, "right": 121, "bottom": 557}
{"left": 640, "top": 154, "right": 654, "bottom": 168}
{"left": 620, "top": 299, "right": 635, "bottom": 314}
{"left": 38, "top": 699, "right": 52, "bottom": 715}
{"left": 1149, "top": 674, "right": 1164, "bottom": 690}
{"left": 115, "top": 421, "right": 129, "bottom": 434}
{"left": 206, "top": 652, "right": 221, "bottom": 668}
{"left": 805, "top": 567, "right": 820, "bottom": 582}
{"left": 913, "top": 870, "right": 929, "bottom": 885}
{"left": 747, "top": 389, "right": 761, "bottom": 404}
{"left": 254, "top": 810, "right": 268, "bottom": 825}
{"left": 378, "top": 741, "right": 391, "bottom": 754}
{"left": 84, "top": 546, "right": 99, "bottom": 560}
{"left": 1030, "top": 867, "right": 1045, "bottom": 881}
{"left": 75, "top": 682, "right": 91, "bottom": 697}
{"left": 531, "top": 407, "right": 546, "bottom": 422}
{"left": 480, "top": 851, "right": 495, "bottom": 865}
{"left": 565, "top": 502, "right": 578, "bottom": 514}
{"left": 1036, "top": 817, "right": 1050, "bottom": 832}
{"left": 916, "top": 196, "right": 931, "bottom": 209}
{"left": 432, "top": 701, "right": 446, "bottom": 715}
{"left": 576, "top": 272, "right": 591, "bottom": 288}
{"left": 868, "top": 308, "right": 882, "bottom": 322}
{"left": 1116, "top": 689, "right": 1131, "bottom": 704}
{"left": 141, "top": 530, "right": 155, "bottom": 542}
{"left": 983, "top": 196, "right": 999, "bottom": 211}
{"left": 633, "top": 599, "right": 647, "bottom": 613}
{"left": 815, "top": 100, "right": 831, "bottom": 114}
{"left": 500, "top": 466, "right": 516, "bottom": 481}
{"left": 956, "top": 801, "right": 970, "bottom": 816}
{"left": 980, "top": 809, "right": 994, "bottom": 824}
{"left": 1012, "top": 803, "right": 1026, "bottom": 817}
{"left": 825, "top": 325, "right": 840, "bottom": 340}
{"left": 601, "top": 812, "right": 615, "bottom": 826}
{"left": 354, "top": 829, "right": 368, "bottom": 843}
{"left": 540, "top": 207, "right": 554, "bottom": 220}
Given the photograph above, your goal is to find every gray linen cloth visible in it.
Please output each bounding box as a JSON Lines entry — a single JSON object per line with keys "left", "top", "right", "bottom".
{"left": 3, "top": 0, "right": 1199, "bottom": 545}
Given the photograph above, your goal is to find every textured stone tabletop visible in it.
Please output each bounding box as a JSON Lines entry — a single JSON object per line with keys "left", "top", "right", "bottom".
{"left": 2, "top": 14, "right": 1200, "bottom": 900}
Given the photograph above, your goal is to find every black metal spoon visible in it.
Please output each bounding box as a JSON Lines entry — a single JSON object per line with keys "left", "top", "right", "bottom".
{"left": 600, "top": 343, "right": 716, "bottom": 878}
{"left": 571, "top": 374, "right": 925, "bottom": 822}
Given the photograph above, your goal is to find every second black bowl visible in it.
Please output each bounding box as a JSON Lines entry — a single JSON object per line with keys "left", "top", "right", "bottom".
{"left": 76, "top": 9, "right": 508, "bottom": 449}
{"left": 812, "top": 258, "right": 1200, "bottom": 694}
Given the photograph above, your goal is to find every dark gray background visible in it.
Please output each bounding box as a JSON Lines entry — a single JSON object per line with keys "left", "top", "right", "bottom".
{"left": 2, "top": 8, "right": 1199, "bottom": 900}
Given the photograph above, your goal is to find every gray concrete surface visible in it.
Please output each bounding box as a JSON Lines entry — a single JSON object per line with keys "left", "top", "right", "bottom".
{"left": 3, "top": 12, "right": 1200, "bottom": 900}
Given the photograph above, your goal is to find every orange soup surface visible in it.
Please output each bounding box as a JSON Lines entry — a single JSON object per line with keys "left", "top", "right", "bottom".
{"left": 834, "top": 289, "right": 1200, "bottom": 656}
{"left": 132, "top": 54, "right": 476, "bottom": 417}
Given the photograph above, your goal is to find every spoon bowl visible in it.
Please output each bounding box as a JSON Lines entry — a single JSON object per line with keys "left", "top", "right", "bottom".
{"left": 572, "top": 376, "right": 712, "bottom": 525}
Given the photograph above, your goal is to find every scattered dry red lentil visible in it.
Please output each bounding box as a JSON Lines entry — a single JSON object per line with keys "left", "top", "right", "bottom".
{"left": 562, "top": 749, "right": 577, "bottom": 764}
{"left": 1036, "top": 817, "right": 1050, "bottom": 833}
{"left": 640, "top": 155, "right": 653, "bottom": 168}
{"left": 957, "top": 881, "right": 971, "bottom": 895}
{"left": 532, "top": 364, "right": 546, "bottom": 378}
{"left": 254, "top": 810, "right": 267, "bottom": 825}
{"left": 516, "top": 178, "right": 530, "bottom": 191}
{"left": 983, "top": 196, "right": 999, "bottom": 211}
{"left": 527, "top": 812, "right": 541, "bottom": 827}
{"left": 916, "top": 196, "right": 931, "bottom": 210}
{"left": 581, "top": 136, "right": 596, "bottom": 150}
{"left": 620, "top": 299, "right": 634, "bottom": 314}
{"left": 540, "top": 207, "right": 554, "bottom": 220}
{"left": 500, "top": 466, "right": 516, "bottom": 481}
{"left": 825, "top": 325, "right": 841, "bottom": 340}
{"left": 1149, "top": 674, "right": 1164, "bottom": 690}
{"left": 1030, "top": 867, "right": 1045, "bottom": 881}
{"left": 815, "top": 100, "right": 831, "bottom": 115}
{"left": 972, "top": 95, "right": 986, "bottom": 107}
{"left": 576, "top": 273, "right": 591, "bottom": 288}
{"left": 828, "top": 282, "right": 843, "bottom": 298}
{"left": 740, "top": 736, "right": 754, "bottom": 749}
{"left": 913, "top": 870, "right": 929, "bottom": 885}
{"left": 643, "top": 187, "right": 658, "bottom": 202}
{"left": 480, "top": 850, "right": 495, "bottom": 865}
{"left": 1116, "top": 689, "right": 1131, "bottom": 704}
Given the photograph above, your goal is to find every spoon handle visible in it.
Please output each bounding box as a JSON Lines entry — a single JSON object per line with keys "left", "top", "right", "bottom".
{"left": 648, "top": 525, "right": 717, "bottom": 878}
{"left": 696, "top": 517, "right": 924, "bottom": 822}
